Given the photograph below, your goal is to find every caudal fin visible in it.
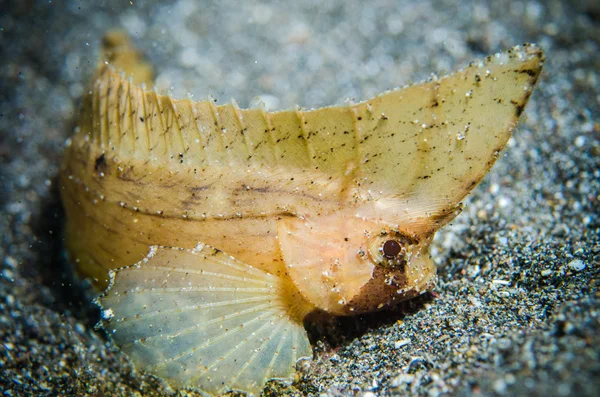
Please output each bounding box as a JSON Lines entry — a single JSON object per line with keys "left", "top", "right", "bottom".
{"left": 96, "top": 245, "right": 311, "bottom": 396}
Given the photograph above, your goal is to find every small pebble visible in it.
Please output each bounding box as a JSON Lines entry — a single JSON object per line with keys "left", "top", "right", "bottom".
{"left": 74, "top": 323, "right": 86, "bottom": 335}
{"left": 254, "top": 94, "right": 280, "bottom": 110}
{"left": 498, "top": 196, "right": 511, "bottom": 208}
{"left": 391, "top": 373, "right": 415, "bottom": 387}
{"left": 567, "top": 259, "right": 586, "bottom": 271}
{"left": 394, "top": 338, "right": 411, "bottom": 349}
{"left": 493, "top": 378, "right": 507, "bottom": 393}
{"left": 4, "top": 256, "right": 18, "bottom": 269}
{"left": 574, "top": 136, "right": 586, "bottom": 147}
{"left": 2, "top": 269, "right": 14, "bottom": 281}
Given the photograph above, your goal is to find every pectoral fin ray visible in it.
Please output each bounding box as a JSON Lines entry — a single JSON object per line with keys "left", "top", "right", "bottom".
{"left": 97, "top": 245, "right": 311, "bottom": 395}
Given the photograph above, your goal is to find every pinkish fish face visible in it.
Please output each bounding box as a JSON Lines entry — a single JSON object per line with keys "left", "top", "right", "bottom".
{"left": 278, "top": 208, "right": 439, "bottom": 315}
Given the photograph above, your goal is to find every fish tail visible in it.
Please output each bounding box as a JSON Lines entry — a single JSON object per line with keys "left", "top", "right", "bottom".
{"left": 96, "top": 245, "right": 312, "bottom": 396}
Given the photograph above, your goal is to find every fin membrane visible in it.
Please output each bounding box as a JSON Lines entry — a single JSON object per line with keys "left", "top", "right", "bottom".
{"left": 100, "top": 30, "right": 154, "bottom": 85}
{"left": 97, "top": 245, "right": 311, "bottom": 395}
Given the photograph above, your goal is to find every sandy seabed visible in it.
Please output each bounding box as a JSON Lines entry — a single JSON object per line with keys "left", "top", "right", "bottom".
{"left": 0, "top": 0, "right": 598, "bottom": 396}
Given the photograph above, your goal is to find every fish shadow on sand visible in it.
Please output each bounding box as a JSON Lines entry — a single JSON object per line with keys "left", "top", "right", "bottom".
{"left": 30, "top": 178, "right": 100, "bottom": 326}
{"left": 304, "top": 292, "right": 435, "bottom": 350}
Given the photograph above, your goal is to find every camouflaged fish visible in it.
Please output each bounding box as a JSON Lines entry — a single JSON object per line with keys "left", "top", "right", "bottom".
{"left": 59, "top": 32, "right": 544, "bottom": 395}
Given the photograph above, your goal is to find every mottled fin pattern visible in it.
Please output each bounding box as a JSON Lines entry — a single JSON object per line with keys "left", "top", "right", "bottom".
{"left": 96, "top": 245, "right": 311, "bottom": 396}
{"left": 73, "top": 39, "right": 543, "bottom": 224}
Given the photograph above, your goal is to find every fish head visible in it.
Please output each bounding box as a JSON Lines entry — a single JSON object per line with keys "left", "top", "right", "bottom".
{"left": 277, "top": 200, "right": 454, "bottom": 315}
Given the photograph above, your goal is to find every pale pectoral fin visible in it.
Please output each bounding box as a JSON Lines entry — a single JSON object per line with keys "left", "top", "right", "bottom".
{"left": 96, "top": 245, "right": 311, "bottom": 396}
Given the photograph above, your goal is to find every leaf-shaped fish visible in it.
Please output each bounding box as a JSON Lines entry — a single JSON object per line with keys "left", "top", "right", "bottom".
{"left": 60, "top": 32, "right": 544, "bottom": 395}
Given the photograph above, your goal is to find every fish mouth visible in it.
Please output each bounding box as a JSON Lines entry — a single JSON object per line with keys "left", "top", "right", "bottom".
{"left": 402, "top": 274, "right": 438, "bottom": 298}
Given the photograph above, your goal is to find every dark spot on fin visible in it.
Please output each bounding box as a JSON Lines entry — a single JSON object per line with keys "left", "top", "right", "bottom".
{"left": 515, "top": 104, "right": 525, "bottom": 116}
{"left": 518, "top": 68, "right": 538, "bottom": 78}
{"left": 510, "top": 100, "right": 525, "bottom": 117}
{"left": 189, "top": 184, "right": 212, "bottom": 192}
{"left": 94, "top": 154, "right": 106, "bottom": 172}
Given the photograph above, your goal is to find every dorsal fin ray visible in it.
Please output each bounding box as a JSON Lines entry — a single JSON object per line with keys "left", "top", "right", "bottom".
{"left": 69, "top": 33, "right": 543, "bottom": 226}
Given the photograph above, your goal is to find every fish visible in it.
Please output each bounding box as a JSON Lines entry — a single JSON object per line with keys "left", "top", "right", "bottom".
{"left": 59, "top": 32, "right": 544, "bottom": 395}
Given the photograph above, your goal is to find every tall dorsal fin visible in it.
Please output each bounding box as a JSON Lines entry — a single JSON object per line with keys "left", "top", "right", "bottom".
{"left": 71, "top": 34, "right": 543, "bottom": 226}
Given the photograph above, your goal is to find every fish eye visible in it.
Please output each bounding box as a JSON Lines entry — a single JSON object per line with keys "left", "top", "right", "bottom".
{"left": 382, "top": 239, "right": 401, "bottom": 259}
{"left": 367, "top": 230, "right": 419, "bottom": 270}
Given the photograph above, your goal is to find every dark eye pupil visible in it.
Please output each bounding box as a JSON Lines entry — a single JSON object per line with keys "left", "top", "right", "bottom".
{"left": 383, "top": 240, "right": 401, "bottom": 259}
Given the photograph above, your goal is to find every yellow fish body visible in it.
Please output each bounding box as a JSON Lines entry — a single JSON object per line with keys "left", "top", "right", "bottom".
{"left": 60, "top": 32, "right": 544, "bottom": 395}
